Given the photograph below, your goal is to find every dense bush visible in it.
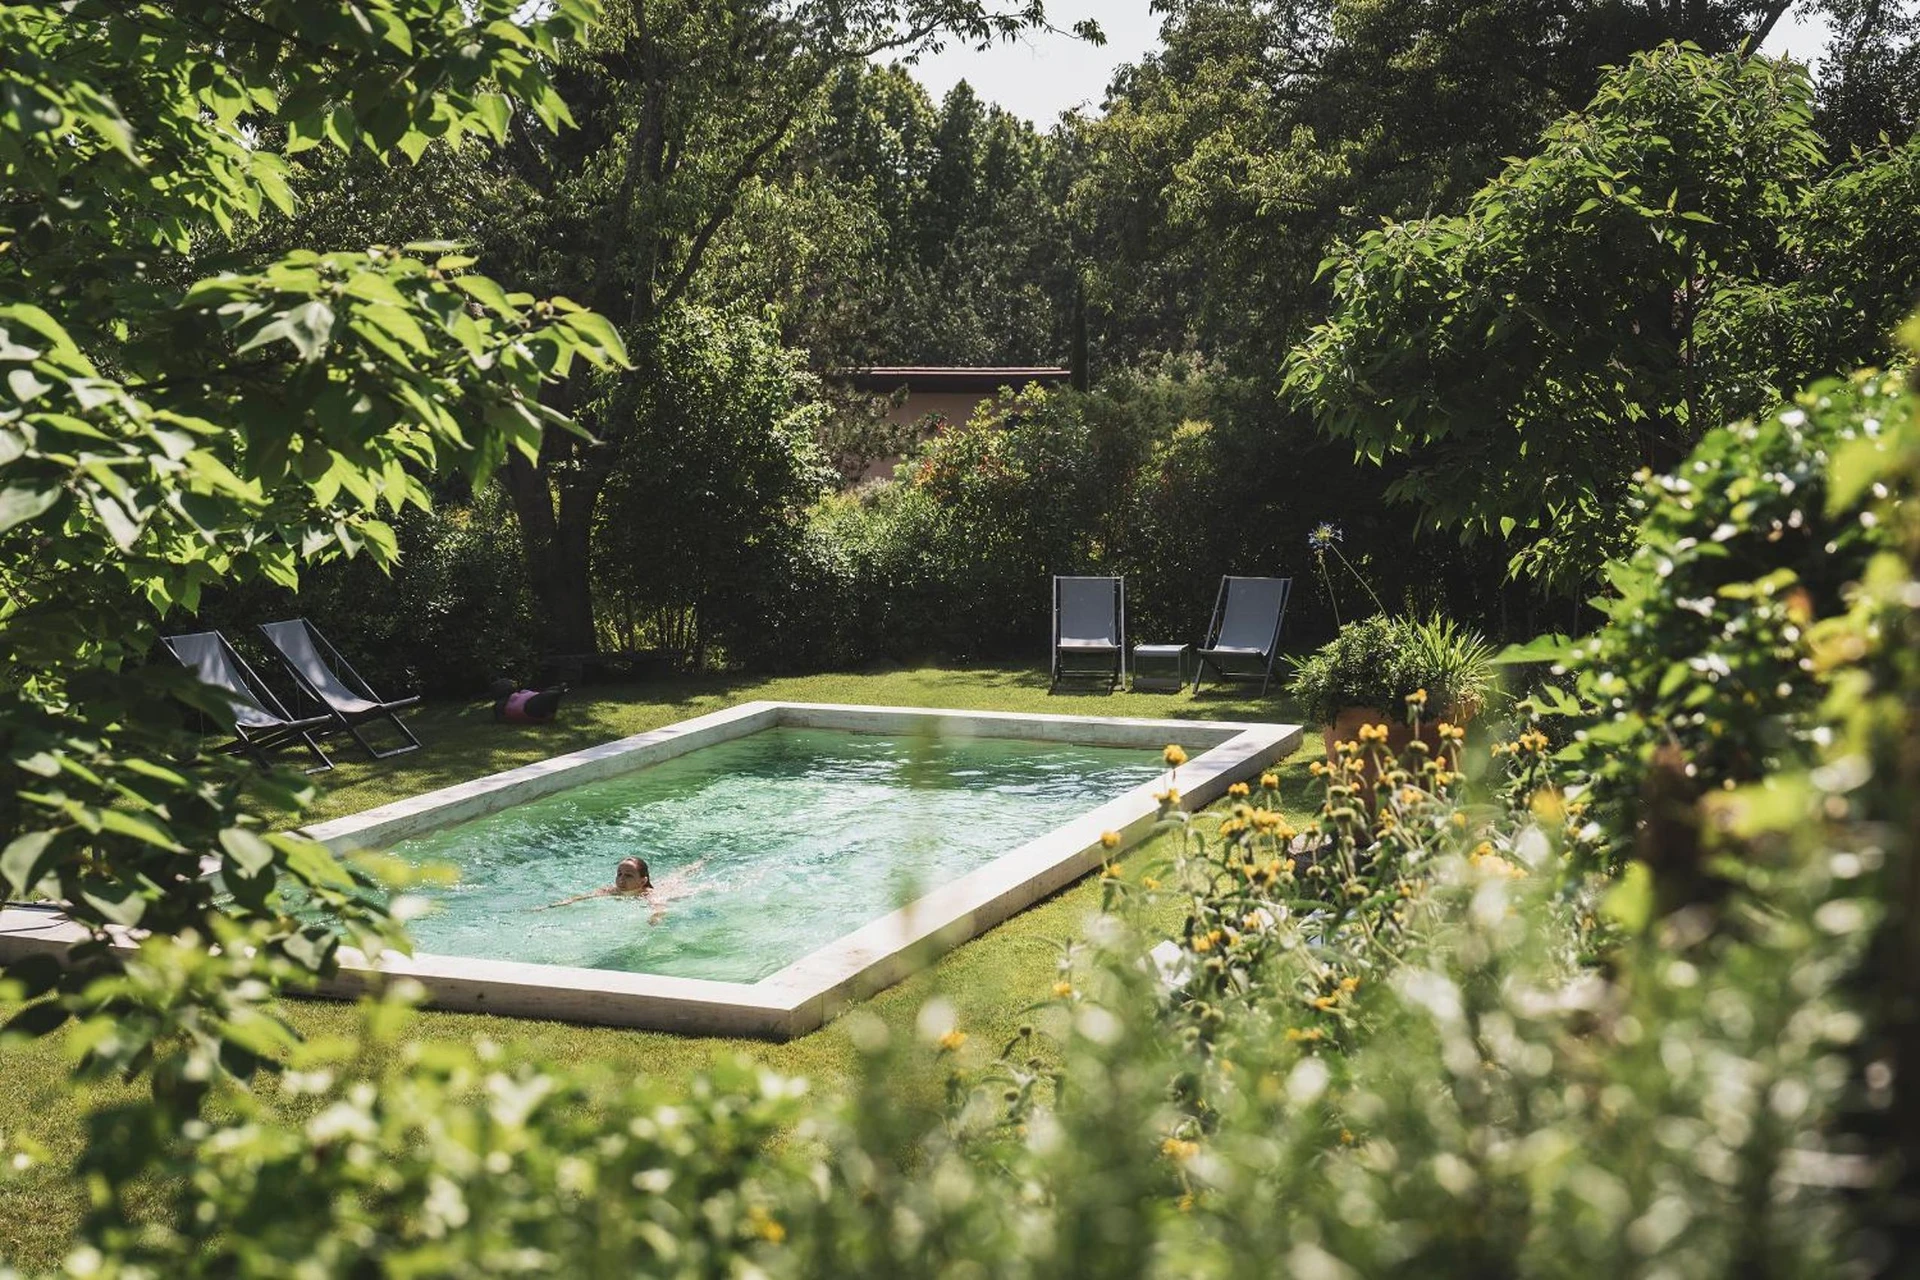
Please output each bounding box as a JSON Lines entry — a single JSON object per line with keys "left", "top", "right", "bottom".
{"left": 191, "top": 484, "right": 543, "bottom": 699}
{"left": 594, "top": 305, "right": 833, "bottom": 667}
{"left": 781, "top": 369, "right": 1518, "bottom": 671}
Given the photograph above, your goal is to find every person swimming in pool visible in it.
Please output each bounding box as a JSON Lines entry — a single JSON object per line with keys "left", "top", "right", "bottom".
{"left": 541, "top": 856, "right": 707, "bottom": 915}
{"left": 542, "top": 856, "right": 650, "bottom": 908}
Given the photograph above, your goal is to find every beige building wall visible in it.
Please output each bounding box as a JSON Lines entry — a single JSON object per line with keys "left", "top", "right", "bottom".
{"left": 854, "top": 390, "right": 1000, "bottom": 484}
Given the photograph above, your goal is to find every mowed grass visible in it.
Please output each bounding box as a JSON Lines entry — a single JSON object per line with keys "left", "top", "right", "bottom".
{"left": 0, "top": 664, "right": 1314, "bottom": 1269}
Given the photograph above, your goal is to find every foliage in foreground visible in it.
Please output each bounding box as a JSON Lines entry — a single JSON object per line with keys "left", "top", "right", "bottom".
{"left": 6, "top": 351, "right": 1918, "bottom": 1274}
{"left": 0, "top": 0, "right": 620, "bottom": 1127}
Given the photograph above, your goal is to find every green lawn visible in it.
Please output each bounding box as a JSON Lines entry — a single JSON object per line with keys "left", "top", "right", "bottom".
{"left": 0, "top": 665, "right": 1314, "bottom": 1269}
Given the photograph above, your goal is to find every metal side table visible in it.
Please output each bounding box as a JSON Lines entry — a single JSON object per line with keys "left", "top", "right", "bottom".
{"left": 1131, "top": 643, "right": 1191, "bottom": 692}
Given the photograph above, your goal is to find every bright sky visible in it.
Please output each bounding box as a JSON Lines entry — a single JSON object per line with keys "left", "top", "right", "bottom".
{"left": 901, "top": 1, "right": 1838, "bottom": 125}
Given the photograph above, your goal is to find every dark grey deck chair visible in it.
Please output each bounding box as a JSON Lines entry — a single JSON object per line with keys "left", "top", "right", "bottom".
{"left": 1192, "top": 576, "right": 1293, "bottom": 695}
{"left": 162, "top": 631, "right": 334, "bottom": 771}
{"left": 1051, "top": 575, "right": 1125, "bottom": 692}
{"left": 258, "top": 618, "right": 422, "bottom": 760}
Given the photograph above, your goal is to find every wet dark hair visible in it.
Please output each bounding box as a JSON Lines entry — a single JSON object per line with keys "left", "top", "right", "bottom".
{"left": 488, "top": 677, "right": 515, "bottom": 699}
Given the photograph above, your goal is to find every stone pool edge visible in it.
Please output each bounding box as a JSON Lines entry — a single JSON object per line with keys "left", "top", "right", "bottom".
{"left": 0, "top": 703, "right": 1302, "bottom": 1041}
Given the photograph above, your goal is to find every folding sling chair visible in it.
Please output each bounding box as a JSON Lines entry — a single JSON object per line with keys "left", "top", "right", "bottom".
{"left": 1192, "top": 576, "right": 1293, "bottom": 696}
{"left": 1051, "top": 575, "right": 1125, "bottom": 693}
{"left": 258, "top": 618, "right": 422, "bottom": 760}
{"left": 162, "top": 631, "right": 334, "bottom": 772}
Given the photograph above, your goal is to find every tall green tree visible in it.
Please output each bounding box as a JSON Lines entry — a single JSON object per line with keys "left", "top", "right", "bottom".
{"left": 481, "top": 0, "right": 1061, "bottom": 655}
{"left": 1071, "top": 0, "right": 1912, "bottom": 378}
{"left": 1286, "top": 45, "right": 1920, "bottom": 594}
{"left": 765, "top": 69, "right": 1076, "bottom": 367}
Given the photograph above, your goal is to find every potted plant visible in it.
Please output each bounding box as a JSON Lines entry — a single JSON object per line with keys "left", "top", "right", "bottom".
{"left": 1289, "top": 523, "right": 1496, "bottom": 761}
{"left": 1285, "top": 612, "right": 1496, "bottom": 761}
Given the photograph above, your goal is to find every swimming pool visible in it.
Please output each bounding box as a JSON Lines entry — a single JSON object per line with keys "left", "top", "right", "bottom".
{"left": 384, "top": 727, "right": 1165, "bottom": 983}
{"left": 0, "top": 701, "right": 1301, "bottom": 1037}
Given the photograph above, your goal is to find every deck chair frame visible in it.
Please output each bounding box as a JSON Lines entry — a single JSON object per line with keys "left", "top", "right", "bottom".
{"left": 258, "top": 618, "right": 422, "bottom": 761}
{"left": 1050, "top": 574, "right": 1126, "bottom": 693}
{"left": 1192, "top": 575, "right": 1293, "bottom": 696}
{"left": 162, "top": 631, "right": 334, "bottom": 772}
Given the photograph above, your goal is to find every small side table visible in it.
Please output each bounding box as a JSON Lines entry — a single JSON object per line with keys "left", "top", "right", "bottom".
{"left": 1132, "top": 643, "right": 1190, "bottom": 692}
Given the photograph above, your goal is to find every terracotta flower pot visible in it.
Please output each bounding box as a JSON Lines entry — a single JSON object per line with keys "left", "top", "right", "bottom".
{"left": 1322, "top": 705, "right": 1467, "bottom": 796}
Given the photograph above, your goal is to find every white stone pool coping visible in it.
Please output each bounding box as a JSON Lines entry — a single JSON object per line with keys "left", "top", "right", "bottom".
{"left": 0, "top": 701, "right": 1300, "bottom": 1039}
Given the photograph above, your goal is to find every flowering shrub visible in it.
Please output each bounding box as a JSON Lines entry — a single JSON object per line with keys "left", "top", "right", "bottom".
{"left": 1509, "top": 367, "right": 1913, "bottom": 874}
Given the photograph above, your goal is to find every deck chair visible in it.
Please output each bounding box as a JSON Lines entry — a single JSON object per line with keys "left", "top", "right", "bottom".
{"left": 162, "top": 631, "right": 334, "bottom": 772}
{"left": 258, "top": 618, "right": 422, "bottom": 760}
{"left": 1192, "top": 576, "right": 1293, "bottom": 695}
{"left": 1051, "top": 575, "right": 1125, "bottom": 693}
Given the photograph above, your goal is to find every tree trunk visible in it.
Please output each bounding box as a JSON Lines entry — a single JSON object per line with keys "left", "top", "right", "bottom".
{"left": 501, "top": 451, "right": 601, "bottom": 656}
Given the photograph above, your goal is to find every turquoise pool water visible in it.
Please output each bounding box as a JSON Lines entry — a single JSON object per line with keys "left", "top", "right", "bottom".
{"left": 384, "top": 727, "right": 1162, "bottom": 982}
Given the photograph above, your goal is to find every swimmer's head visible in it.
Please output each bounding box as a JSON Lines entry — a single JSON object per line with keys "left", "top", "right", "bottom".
{"left": 614, "top": 857, "right": 651, "bottom": 892}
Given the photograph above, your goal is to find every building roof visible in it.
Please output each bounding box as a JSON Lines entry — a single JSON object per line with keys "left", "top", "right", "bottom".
{"left": 836, "top": 365, "right": 1073, "bottom": 393}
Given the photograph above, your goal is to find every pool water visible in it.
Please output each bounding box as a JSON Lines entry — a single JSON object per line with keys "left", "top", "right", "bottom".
{"left": 383, "top": 727, "right": 1163, "bottom": 982}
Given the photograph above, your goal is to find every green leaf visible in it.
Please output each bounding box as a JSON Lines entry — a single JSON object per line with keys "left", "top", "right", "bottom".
{"left": 0, "top": 831, "right": 56, "bottom": 896}
{"left": 0, "top": 484, "right": 60, "bottom": 534}
{"left": 283, "top": 838, "right": 354, "bottom": 891}
{"left": 449, "top": 274, "right": 516, "bottom": 316}
{"left": 219, "top": 828, "right": 276, "bottom": 876}
{"left": 6, "top": 367, "right": 53, "bottom": 403}
{"left": 559, "top": 311, "right": 630, "bottom": 367}
{"left": 1602, "top": 859, "right": 1654, "bottom": 933}
{"left": 88, "top": 489, "right": 143, "bottom": 551}
{"left": 79, "top": 883, "right": 149, "bottom": 927}
{"left": 473, "top": 92, "right": 512, "bottom": 140}
{"left": 98, "top": 809, "right": 185, "bottom": 852}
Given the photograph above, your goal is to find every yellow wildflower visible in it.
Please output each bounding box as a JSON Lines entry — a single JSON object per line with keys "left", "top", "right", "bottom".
{"left": 1450, "top": 812, "right": 1468, "bottom": 829}
{"left": 1260, "top": 773, "right": 1279, "bottom": 790}
{"left": 1228, "top": 781, "right": 1251, "bottom": 798}
{"left": 1142, "top": 876, "right": 1161, "bottom": 890}
{"left": 1163, "top": 744, "right": 1189, "bottom": 767}
{"left": 937, "top": 1029, "right": 967, "bottom": 1052}
{"left": 1161, "top": 1137, "right": 1200, "bottom": 1161}
{"left": 1311, "top": 995, "right": 1338, "bottom": 1011}
{"left": 1052, "top": 981, "right": 1074, "bottom": 998}
{"left": 1340, "top": 1129, "right": 1355, "bottom": 1145}
{"left": 1100, "top": 830, "right": 1121, "bottom": 849}
{"left": 1101, "top": 863, "right": 1121, "bottom": 880}
{"left": 1406, "top": 687, "right": 1428, "bottom": 707}
{"left": 1339, "top": 976, "right": 1361, "bottom": 994}
{"left": 1285, "top": 1027, "right": 1325, "bottom": 1043}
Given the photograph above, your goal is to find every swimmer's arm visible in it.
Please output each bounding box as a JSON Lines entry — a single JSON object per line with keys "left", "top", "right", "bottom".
{"left": 537, "top": 887, "right": 610, "bottom": 910}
